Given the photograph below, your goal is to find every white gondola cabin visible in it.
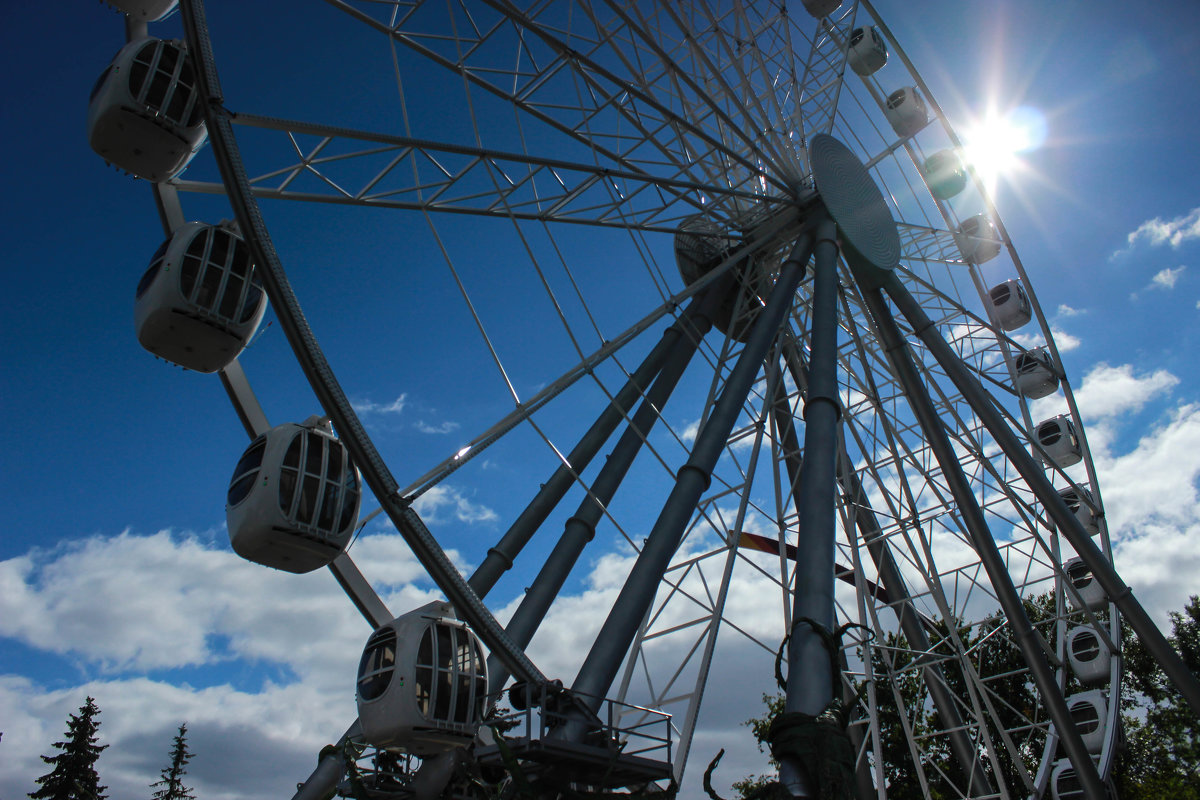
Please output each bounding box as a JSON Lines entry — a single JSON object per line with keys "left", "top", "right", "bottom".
{"left": 88, "top": 37, "right": 207, "bottom": 182}
{"left": 987, "top": 280, "right": 1032, "bottom": 330}
{"left": 801, "top": 0, "right": 841, "bottom": 19}
{"left": 135, "top": 222, "right": 267, "bottom": 373}
{"left": 1013, "top": 347, "right": 1059, "bottom": 399}
{"left": 848, "top": 27, "right": 887, "bottom": 76}
{"left": 1050, "top": 759, "right": 1084, "bottom": 800}
{"left": 884, "top": 87, "right": 928, "bottom": 139}
{"left": 954, "top": 214, "right": 1002, "bottom": 264}
{"left": 226, "top": 418, "right": 360, "bottom": 573}
{"left": 1037, "top": 415, "right": 1082, "bottom": 468}
{"left": 357, "top": 601, "right": 488, "bottom": 755}
{"left": 1067, "top": 625, "right": 1113, "bottom": 685}
{"left": 1064, "top": 557, "right": 1107, "bottom": 611}
{"left": 922, "top": 150, "right": 968, "bottom": 199}
{"left": 1059, "top": 486, "right": 1101, "bottom": 536}
{"left": 1066, "top": 690, "right": 1109, "bottom": 754}
{"left": 105, "top": 0, "right": 177, "bottom": 21}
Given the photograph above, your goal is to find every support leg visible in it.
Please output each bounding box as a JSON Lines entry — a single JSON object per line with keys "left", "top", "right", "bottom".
{"left": 861, "top": 286, "right": 1106, "bottom": 799}
{"left": 883, "top": 271, "right": 1200, "bottom": 719}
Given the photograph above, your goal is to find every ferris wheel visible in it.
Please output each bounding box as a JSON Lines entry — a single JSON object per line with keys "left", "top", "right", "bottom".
{"left": 90, "top": 1, "right": 1200, "bottom": 798}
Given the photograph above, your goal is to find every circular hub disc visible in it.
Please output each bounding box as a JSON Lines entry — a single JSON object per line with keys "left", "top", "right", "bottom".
{"left": 809, "top": 133, "right": 900, "bottom": 277}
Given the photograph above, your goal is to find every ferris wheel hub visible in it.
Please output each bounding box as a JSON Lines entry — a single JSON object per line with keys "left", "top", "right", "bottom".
{"left": 809, "top": 133, "right": 901, "bottom": 286}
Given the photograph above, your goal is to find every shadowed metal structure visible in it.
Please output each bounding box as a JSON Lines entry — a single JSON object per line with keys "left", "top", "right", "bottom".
{"left": 91, "top": 1, "right": 1200, "bottom": 798}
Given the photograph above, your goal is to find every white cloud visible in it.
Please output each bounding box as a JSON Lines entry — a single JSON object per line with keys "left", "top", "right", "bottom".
{"left": 679, "top": 418, "right": 701, "bottom": 445}
{"left": 412, "top": 484, "right": 498, "bottom": 524}
{"left": 1032, "top": 362, "right": 1178, "bottom": 422}
{"left": 1114, "top": 207, "right": 1200, "bottom": 261}
{"left": 1152, "top": 265, "right": 1186, "bottom": 290}
{"left": 1086, "top": 402, "right": 1200, "bottom": 625}
{"left": 1120, "top": 207, "right": 1200, "bottom": 253}
{"left": 415, "top": 419, "right": 461, "bottom": 434}
{"left": 352, "top": 393, "right": 408, "bottom": 415}
{"left": 0, "top": 674, "right": 352, "bottom": 800}
{"left": 1074, "top": 363, "right": 1179, "bottom": 420}
{"left": 1050, "top": 328, "right": 1081, "bottom": 352}
{"left": 0, "top": 530, "right": 422, "bottom": 678}
{"left": 0, "top": 530, "right": 401, "bottom": 800}
{"left": 1056, "top": 304, "right": 1085, "bottom": 317}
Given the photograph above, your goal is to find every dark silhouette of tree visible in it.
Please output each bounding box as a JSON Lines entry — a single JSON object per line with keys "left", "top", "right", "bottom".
{"left": 732, "top": 593, "right": 1059, "bottom": 798}
{"left": 1113, "top": 595, "right": 1200, "bottom": 799}
{"left": 30, "top": 696, "right": 108, "bottom": 800}
{"left": 150, "top": 723, "right": 196, "bottom": 800}
{"left": 736, "top": 594, "right": 1200, "bottom": 799}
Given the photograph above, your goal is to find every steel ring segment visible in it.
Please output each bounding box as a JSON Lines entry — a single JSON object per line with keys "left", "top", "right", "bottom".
{"left": 808, "top": 133, "right": 900, "bottom": 288}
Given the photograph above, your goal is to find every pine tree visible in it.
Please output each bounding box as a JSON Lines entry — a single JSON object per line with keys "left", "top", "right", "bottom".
{"left": 149, "top": 723, "right": 196, "bottom": 800}
{"left": 29, "top": 696, "right": 108, "bottom": 800}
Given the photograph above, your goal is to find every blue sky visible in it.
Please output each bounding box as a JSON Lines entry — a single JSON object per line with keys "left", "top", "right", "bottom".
{"left": 3, "top": 1, "right": 1200, "bottom": 797}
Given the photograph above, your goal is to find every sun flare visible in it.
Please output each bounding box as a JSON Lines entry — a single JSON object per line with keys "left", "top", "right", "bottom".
{"left": 961, "top": 105, "right": 1047, "bottom": 193}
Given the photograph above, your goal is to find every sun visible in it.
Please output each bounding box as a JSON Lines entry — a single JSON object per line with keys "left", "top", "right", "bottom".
{"left": 961, "top": 105, "right": 1047, "bottom": 194}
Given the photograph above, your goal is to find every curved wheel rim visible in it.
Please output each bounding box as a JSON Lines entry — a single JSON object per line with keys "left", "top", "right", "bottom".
{"left": 113, "top": 1, "right": 1124, "bottom": 797}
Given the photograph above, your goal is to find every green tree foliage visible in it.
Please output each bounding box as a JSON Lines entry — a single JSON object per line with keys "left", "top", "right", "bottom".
{"left": 150, "top": 723, "right": 196, "bottom": 800}
{"left": 30, "top": 696, "right": 108, "bottom": 800}
{"left": 737, "top": 595, "right": 1200, "bottom": 799}
{"left": 731, "top": 693, "right": 787, "bottom": 798}
{"left": 1113, "top": 595, "right": 1200, "bottom": 799}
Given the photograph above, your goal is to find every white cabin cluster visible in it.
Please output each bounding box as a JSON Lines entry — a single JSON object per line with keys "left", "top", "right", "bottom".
{"left": 136, "top": 222, "right": 267, "bottom": 372}
{"left": 93, "top": 2, "right": 501, "bottom": 764}
{"left": 356, "top": 602, "right": 489, "bottom": 754}
{"left": 1044, "top": 554, "right": 1116, "bottom": 799}
{"left": 88, "top": 37, "right": 206, "bottom": 182}
{"left": 226, "top": 418, "right": 362, "bottom": 574}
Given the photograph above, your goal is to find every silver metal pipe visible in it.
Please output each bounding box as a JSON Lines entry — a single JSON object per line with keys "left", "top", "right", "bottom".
{"left": 862, "top": 285, "right": 1106, "bottom": 798}
{"left": 487, "top": 281, "right": 725, "bottom": 694}
{"left": 566, "top": 232, "right": 814, "bottom": 719}
{"left": 778, "top": 338, "right": 997, "bottom": 797}
{"left": 883, "top": 271, "right": 1200, "bottom": 720}
{"left": 469, "top": 292, "right": 713, "bottom": 598}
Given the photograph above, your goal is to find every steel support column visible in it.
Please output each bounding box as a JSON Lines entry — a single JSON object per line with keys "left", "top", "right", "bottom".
{"left": 566, "top": 232, "right": 815, "bottom": 720}
{"left": 883, "top": 272, "right": 1200, "bottom": 719}
{"left": 778, "top": 339, "right": 997, "bottom": 798}
{"left": 779, "top": 215, "right": 840, "bottom": 797}
{"left": 488, "top": 280, "right": 727, "bottom": 694}
{"left": 469, "top": 289, "right": 717, "bottom": 598}
{"left": 861, "top": 286, "right": 1106, "bottom": 798}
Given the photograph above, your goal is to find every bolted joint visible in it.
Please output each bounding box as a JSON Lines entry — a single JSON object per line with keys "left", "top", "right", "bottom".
{"left": 802, "top": 392, "right": 843, "bottom": 422}
{"left": 676, "top": 461, "right": 713, "bottom": 492}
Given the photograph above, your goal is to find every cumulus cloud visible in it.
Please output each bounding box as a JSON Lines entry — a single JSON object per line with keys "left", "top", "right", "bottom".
{"left": 415, "top": 419, "right": 461, "bottom": 434}
{"left": 1019, "top": 329, "right": 1082, "bottom": 353}
{"left": 1151, "top": 265, "right": 1186, "bottom": 289}
{"left": 0, "top": 531, "right": 431, "bottom": 677}
{"left": 1056, "top": 304, "right": 1085, "bottom": 317}
{"left": 0, "top": 531, "right": 393, "bottom": 800}
{"left": 1073, "top": 363, "right": 1179, "bottom": 420}
{"left": 0, "top": 674, "right": 352, "bottom": 800}
{"left": 0, "top": 527, "right": 479, "bottom": 800}
{"left": 1032, "top": 362, "right": 1178, "bottom": 422}
{"left": 1086, "top": 402, "right": 1200, "bottom": 624}
{"left": 1022, "top": 361, "right": 1200, "bottom": 624}
{"left": 412, "top": 484, "right": 498, "bottom": 524}
{"left": 1116, "top": 207, "right": 1200, "bottom": 256}
{"left": 1050, "top": 328, "right": 1082, "bottom": 352}
{"left": 352, "top": 393, "right": 408, "bottom": 415}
